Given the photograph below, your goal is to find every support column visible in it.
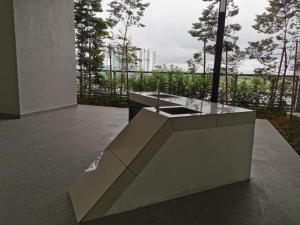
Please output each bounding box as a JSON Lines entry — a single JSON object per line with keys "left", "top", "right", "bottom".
{"left": 0, "top": 1, "right": 20, "bottom": 118}
{"left": 0, "top": 0, "right": 77, "bottom": 118}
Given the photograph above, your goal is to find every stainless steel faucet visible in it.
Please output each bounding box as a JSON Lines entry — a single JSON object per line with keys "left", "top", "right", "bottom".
{"left": 156, "top": 75, "right": 160, "bottom": 113}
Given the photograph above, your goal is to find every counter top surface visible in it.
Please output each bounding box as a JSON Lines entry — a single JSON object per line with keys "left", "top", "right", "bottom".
{"left": 130, "top": 92, "right": 254, "bottom": 116}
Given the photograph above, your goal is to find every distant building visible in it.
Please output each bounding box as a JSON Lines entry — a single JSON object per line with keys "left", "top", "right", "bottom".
{"left": 103, "top": 49, "right": 122, "bottom": 71}
{"left": 104, "top": 46, "right": 156, "bottom": 72}
{"left": 134, "top": 48, "right": 156, "bottom": 72}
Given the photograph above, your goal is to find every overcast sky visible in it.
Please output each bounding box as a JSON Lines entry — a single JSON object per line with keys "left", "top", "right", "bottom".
{"left": 103, "top": 0, "right": 270, "bottom": 73}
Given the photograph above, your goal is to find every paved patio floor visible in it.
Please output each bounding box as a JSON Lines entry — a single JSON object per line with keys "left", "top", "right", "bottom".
{"left": 0, "top": 105, "right": 300, "bottom": 225}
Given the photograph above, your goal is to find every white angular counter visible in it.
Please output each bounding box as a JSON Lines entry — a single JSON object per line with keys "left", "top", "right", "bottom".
{"left": 69, "top": 92, "right": 256, "bottom": 223}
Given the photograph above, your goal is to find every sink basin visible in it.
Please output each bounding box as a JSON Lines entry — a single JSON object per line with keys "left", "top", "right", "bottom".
{"left": 160, "top": 107, "right": 200, "bottom": 115}
{"left": 150, "top": 94, "right": 178, "bottom": 98}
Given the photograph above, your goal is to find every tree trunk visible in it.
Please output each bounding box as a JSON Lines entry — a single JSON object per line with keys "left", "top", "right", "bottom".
{"left": 271, "top": 46, "right": 285, "bottom": 109}
{"left": 79, "top": 60, "right": 83, "bottom": 99}
{"left": 109, "top": 44, "right": 113, "bottom": 95}
{"left": 126, "top": 44, "right": 129, "bottom": 97}
{"left": 296, "top": 78, "right": 300, "bottom": 112}
{"left": 225, "top": 44, "right": 228, "bottom": 104}
{"left": 113, "top": 71, "right": 117, "bottom": 96}
{"left": 291, "top": 40, "right": 299, "bottom": 118}
{"left": 120, "top": 17, "right": 130, "bottom": 98}
{"left": 88, "top": 42, "right": 92, "bottom": 99}
{"left": 203, "top": 40, "right": 206, "bottom": 76}
{"left": 202, "top": 40, "right": 207, "bottom": 99}
{"left": 79, "top": 32, "right": 85, "bottom": 99}
{"left": 277, "top": 8, "right": 289, "bottom": 110}
{"left": 120, "top": 49, "right": 124, "bottom": 97}
{"left": 279, "top": 44, "right": 288, "bottom": 109}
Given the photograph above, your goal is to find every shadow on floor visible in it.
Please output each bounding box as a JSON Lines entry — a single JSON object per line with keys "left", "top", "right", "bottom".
{"left": 0, "top": 117, "right": 19, "bottom": 121}
{"left": 84, "top": 180, "right": 267, "bottom": 225}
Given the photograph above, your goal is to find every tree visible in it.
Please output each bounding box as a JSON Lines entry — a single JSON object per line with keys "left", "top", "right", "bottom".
{"left": 248, "top": 0, "right": 299, "bottom": 109}
{"left": 189, "top": 0, "right": 243, "bottom": 75}
{"left": 108, "top": 0, "right": 150, "bottom": 96}
{"left": 187, "top": 52, "right": 203, "bottom": 74}
{"left": 74, "top": 0, "right": 110, "bottom": 98}
{"left": 110, "top": 41, "right": 141, "bottom": 71}
{"left": 246, "top": 38, "right": 278, "bottom": 75}
{"left": 154, "top": 64, "right": 183, "bottom": 73}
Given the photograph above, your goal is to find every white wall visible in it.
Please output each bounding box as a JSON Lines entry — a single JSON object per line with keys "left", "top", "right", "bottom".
{"left": 0, "top": 0, "right": 20, "bottom": 116}
{"left": 13, "top": 0, "right": 77, "bottom": 115}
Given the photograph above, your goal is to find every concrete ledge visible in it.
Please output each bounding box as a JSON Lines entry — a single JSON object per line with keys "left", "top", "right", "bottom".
{"left": 20, "top": 104, "right": 78, "bottom": 118}
{"left": 0, "top": 104, "right": 77, "bottom": 119}
{"left": 69, "top": 107, "right": 255, "bottom": 223}
{"left": 0, "top": 113, "right": 21, "bottom": 119}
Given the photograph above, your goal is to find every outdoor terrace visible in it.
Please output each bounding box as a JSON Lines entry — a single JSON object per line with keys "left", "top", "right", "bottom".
{"left": 0, "top": 105, "right": 300, "bottom": 225}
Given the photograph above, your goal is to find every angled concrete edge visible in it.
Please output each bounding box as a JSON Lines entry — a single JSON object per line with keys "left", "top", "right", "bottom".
{"left": 69, "top": 108, "right": 172, "bottom": 223}
{"left": 69, "top": 107, "right": 256, "bottom": 223}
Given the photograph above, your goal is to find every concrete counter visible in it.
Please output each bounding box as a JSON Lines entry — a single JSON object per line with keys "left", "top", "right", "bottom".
{"left": 69, "top": 93, "right": 256, "bottom": 223}
{"left": 129, "top": 91, "right": 253, "bottom": 120}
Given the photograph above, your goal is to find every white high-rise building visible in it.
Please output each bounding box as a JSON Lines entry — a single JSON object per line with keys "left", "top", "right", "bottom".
{"left": 103, "top": 48, "right": 122, "bottom": 71}
{"left": 134, "top": 48, "right": 156, "bottom": 72}
{"left": 104, "top": 46, "right": 156, "bottom": 72}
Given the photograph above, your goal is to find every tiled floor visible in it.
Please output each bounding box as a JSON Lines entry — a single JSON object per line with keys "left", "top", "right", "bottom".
{"left": 0, "top": 105, "right": 300, "bottom": 225}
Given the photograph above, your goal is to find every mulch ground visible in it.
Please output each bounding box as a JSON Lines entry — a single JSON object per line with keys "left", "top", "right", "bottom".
{"left": 257, "top": 109, "right": 300, "bottom": 155}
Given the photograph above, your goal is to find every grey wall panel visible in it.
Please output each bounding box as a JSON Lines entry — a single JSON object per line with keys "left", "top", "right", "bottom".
{"left": 13, "top": 0, "right": 77, "bottom": 115}
{"left": 0, "top": 0, "right": 20, "bottom": 116}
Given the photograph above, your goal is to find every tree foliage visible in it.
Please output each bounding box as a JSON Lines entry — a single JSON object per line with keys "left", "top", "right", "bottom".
{"left": 187, "top": 52, "right": 203, "bottom": 74}
{"left": 247, "top": 38, "right": 279, "bottom": 75}
{"left": 247, "top": 0, "right": 299, "bottom": 74}
{"left": 108, "top": 0, "right": 150, "bottom": 94}
{"left": 248, "top": 0, "right": 299, "bottom": 108}
{"left": 189, "top": 0, "right": 244, "bottom": 73}
{"left": 74, "top": 0, "right": 111, "bottom": 96}
{"left": 107, "top": 0, "right": 150, "bottom": 64}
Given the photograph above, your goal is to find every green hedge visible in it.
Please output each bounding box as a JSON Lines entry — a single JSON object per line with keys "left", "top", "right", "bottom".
{"left": 77, "top": 71, "right": 297, "bottom": 110}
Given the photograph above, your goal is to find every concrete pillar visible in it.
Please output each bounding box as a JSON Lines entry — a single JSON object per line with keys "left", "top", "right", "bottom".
{"left": 0, "top": 0, "right": 76, "bottom": 118}
{"left": 0, "top": 1, "right": 21, "bottom": 117}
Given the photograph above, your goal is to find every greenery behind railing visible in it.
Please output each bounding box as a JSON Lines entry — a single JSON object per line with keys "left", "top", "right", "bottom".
{"left": 77, "top": 70, "right": 299, "bottom": 110}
